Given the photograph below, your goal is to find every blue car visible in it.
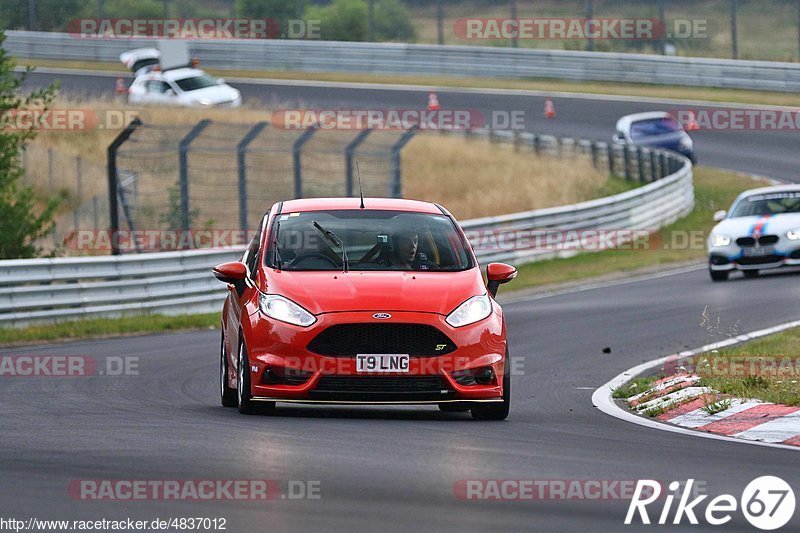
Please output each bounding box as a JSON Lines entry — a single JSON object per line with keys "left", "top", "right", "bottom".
{"left": 613, "top": 112, "right": 696, "bottom": 164}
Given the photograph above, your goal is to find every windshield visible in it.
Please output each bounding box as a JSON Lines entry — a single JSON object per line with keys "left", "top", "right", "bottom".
{"left": 730, "top": 192, "right": 800, "bottom": 217}
{"left": 265, "top": 210, "right": 472, "bottom": 272}
{"left": 629, "top": 117, "right": 682, "bottom": 141}
{"left": 173, "top": 74, "right": 217, "bottom": 92}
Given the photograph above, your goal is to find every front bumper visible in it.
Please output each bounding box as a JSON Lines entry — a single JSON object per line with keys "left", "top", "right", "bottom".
{"left": 708, "top": 242, "right": 800, "bottom": 271}
{"left": 242, "top": 309, "right": 507, "bottom": 404}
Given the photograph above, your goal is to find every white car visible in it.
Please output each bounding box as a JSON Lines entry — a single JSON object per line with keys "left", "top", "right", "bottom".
{"left": 121, "top": 48, "right": 241, "bottom": 108}
{"left": 707, "top": 185, "right": 800, "bottom": 281}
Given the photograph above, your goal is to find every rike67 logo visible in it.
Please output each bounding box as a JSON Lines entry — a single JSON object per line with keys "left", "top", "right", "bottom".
{"left": 626, "top": 477, "right": 795, "bottom": 530}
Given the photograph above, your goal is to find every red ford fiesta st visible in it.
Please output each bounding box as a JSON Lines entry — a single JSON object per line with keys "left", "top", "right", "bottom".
{"left": 213, "top": 198, "right": 517, "bottom": 420}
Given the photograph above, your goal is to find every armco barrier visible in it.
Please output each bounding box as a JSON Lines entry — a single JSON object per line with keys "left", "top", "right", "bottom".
{"left": 6, "top": 30, "right": 800, "bottom": 92}
{"left": 0, "top": 133, "right": 692, "bottom": 327}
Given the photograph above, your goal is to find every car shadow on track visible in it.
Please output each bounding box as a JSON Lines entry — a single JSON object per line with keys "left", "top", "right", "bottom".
{"left": 204, "top": 405, "right": 490, "bottom": 421}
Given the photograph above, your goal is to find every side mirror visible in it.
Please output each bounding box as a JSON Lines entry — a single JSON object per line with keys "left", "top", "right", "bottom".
{"left": 486, "top": 262, "right": 517, "bottom": 297}
{"left": 213, "top": 262, "right": 247, "bottom": 283}
{"left": 165, "top": 88, "right": 176, "bottom": 97}
{"left": 217, "top": 78, "right": 226, "bottom": 85}
{"left": 612, "top": 132, "right": 626, "bottom": 144}
{"left": 713, "top": 210, "right": 727, "bottom": 222}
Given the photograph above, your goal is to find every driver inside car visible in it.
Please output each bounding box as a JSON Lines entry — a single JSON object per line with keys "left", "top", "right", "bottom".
{"left": 385, "top": 229, "right": 437, "bottom": 271}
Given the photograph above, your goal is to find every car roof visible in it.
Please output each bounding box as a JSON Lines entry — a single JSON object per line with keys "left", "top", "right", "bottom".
{"left": 736, "top": 184, "right": 800, "bottom": 199}
{"left": 616, "top": 111, "right": 675, "bottom": 131}
{"left": 160, "top": 68, "right": 207, "bottom": 81}
{"left": 279, "top": 197, "right": 443, "bottom": 214}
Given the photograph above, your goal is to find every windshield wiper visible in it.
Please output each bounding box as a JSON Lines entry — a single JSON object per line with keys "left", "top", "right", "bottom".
{"left": 273, "top": 220, "right": 282, "bottom": 270}
{"left": 313, "top": 221, "right": 349, "bottom": 273}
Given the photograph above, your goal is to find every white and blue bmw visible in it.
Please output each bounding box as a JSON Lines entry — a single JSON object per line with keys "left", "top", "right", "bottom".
{"left": 708, "top": 185, "right": 800, "bottom": 281}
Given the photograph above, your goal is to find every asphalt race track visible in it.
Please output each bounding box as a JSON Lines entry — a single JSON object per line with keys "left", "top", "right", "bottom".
{"left": 5, "top": 70, "right": 800, "bottom": 531}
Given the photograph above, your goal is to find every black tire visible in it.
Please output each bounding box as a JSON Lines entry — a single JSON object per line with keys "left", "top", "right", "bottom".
{"left": 743, "top": 269, "right": 760, "bottom": 278}
{"left": 438, "top": 402, "right": 470, "bottom": 412}
{"left": 471, "top": 351, "right": 511, "bottom": 421}
{"left": 220, "top": 331, "right": 237, "bottom": 407}
{"left": 709, "top": 269, "right": 729, "bottom": 282}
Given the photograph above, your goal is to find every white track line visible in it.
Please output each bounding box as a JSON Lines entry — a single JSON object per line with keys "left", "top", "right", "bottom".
{"left": 592, "top": 319, "right": 800, "bottom": 452}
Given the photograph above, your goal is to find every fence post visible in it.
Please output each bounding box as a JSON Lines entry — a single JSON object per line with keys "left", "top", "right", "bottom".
{"left": 590, "top": 142, "right": 598, "bottom": 168}
{"left": 607, "top": 144, "right": 615, "bottom": 176}
{"left": 293, "top": 126, "right": 318, "bottom": 199}
{"left": 345, "top": 128, "right": 373, "bottom": 197}
{"left": 107, "top": 117, "right": 142, "bottom": 255}
{"left": 47, "top": 148, "right": 53, "bottom": 189}
{"left": 74, "top": 156, "right": 83, "bottom": 231}
{"left": 390, "top": 125, "right": 419, "bottom": 198}
{"left": 178, "top": 119, "right": 211, "bottom": 232}
{"left": 649, "top": 150, "right": 658, "bottom": 182}
{"left": 236, "top": 121, "right": 268, "bottom": 233}
{"left": 660, "top": 152, "right": 668, "bottom": 178}
{"left": 623, "top": 146, "right": 632, "bottom": 180}
{"left": 637, "top": 146, "right": 646, "bottom": 183}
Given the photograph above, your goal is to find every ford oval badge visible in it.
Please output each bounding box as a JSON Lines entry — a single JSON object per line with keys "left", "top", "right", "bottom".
{"left": 373, "top": 313, "right": 392, "bottom": 320}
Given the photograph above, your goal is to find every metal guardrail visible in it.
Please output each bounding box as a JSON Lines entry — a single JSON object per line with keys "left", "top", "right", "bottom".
{"left": 0, "top": 132, "right": 692, "bottom": 327}
{"left": 7, "top": 30, "right": 800, "bottom": 92}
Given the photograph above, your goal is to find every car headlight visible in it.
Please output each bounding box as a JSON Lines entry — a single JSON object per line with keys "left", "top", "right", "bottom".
{"left": 787, "top": 229, "right": 800, "bottom": 240}
{"left": 446, "top": 294, "right": 492, "bottom": 328}
{"left": 710, "top": 233, "right": 731, "bottom": 247}
{"left": 258, "top": 294, "right": 316, "bottom": 327}
{"left": 198, "top": 98, "right": 213, "bottom": 106}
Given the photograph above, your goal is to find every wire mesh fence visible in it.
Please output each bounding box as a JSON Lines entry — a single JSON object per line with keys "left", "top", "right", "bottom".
{"left": 106, "top": 120, "right": 417, "bottom": 254}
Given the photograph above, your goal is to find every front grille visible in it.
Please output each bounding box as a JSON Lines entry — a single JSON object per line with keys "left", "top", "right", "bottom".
{"left": 736, "top": 235, "right": 779, "bottom": 247}
{"left": 310, "top": 375, "right": 454, "bottom": 401}
{"left": 307, "top": 323, "right": 456, "bottom": 357}
{"left": 736, "top": 255, "right": 782, "bottom": 266}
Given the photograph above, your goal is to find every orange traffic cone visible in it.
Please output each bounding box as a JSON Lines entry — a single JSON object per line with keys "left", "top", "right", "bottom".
{"left": 115, "top": 77, "right": 127, "bottom": 95}
{"left": 427, "top": 91, "right": 441, "bottom": 111}
{"left": 684, "top": 111, "right": 700, "bottom": 131}
{"left": 544, "top": 98, "right": 556, "bottom": 119}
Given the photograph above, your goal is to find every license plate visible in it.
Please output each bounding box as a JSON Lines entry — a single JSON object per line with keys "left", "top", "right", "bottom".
{"left": 356, "top": 354, "right": 410, "bottom": 373}
{"left": 742, "top": 246, "right": 775, "bottom": 257}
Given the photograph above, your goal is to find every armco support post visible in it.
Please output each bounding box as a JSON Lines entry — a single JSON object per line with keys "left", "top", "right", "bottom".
{"left": 107, "top": 117, "right": 142, "bottom": 256}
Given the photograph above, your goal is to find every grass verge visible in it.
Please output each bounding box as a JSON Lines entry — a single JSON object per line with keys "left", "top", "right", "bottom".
{"left": 0, "top": 313, "right": 218, "bottom": 346}
{"left": 20, "top": 58, "right": 800, "bottom": 108}
{"left": 696, "top": 328, "right": 800, "bottom": 406}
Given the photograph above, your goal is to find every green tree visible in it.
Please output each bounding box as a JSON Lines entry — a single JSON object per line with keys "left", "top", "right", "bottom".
{"left": 0, "top": 0, "right": 85, "bottom": 32}
{"left": 306, "top": 0, "right": 416, "bottom": 42}
{"left": 306, "top": 0, "right": 368, "bottom": 42}
{"left": 0, "top": 30, "right": 60, "bottom": 259}
{"left": 373, "top": 0, "right": 416, "bottom": 42}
